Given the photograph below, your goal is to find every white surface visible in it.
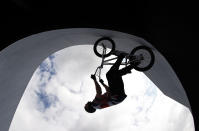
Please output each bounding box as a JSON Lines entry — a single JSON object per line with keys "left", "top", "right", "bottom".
{"left": 0, "top": 28, "right": 192, "bottom": 131}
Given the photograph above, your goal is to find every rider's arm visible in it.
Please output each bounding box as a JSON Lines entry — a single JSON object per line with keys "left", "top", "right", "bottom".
{"left": 99, "top": 79, "right": 110, "bottom": 93}
{"left": 91, "top": 75, "right": 102, "bottom": 96}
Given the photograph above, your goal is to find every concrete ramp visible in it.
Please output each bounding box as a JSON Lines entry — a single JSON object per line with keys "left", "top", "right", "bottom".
{"left": 0, "top": 28, "right": 191, "bottom": 131}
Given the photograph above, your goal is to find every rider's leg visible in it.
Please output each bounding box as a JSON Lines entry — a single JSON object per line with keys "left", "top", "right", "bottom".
{"left": 119, "top": 64, "right": 134, "bottom": 76}
{"left": 119, "top": 60, "right": 141, "bottom": 76}
{"left": 106, "top": 54, "right": 126, "bottom": 95}
{"left": 108, "top": 54, "right": 125, "bottom": 72}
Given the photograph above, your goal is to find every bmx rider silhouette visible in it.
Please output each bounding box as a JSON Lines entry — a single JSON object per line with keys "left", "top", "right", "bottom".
{"left": 84, "top": 52, "right": 139, "bottom": 113}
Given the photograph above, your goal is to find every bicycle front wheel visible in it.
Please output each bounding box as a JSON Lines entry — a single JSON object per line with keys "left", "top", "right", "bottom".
{"left": 93, "top": 37, "right": 115, "bottom": 58}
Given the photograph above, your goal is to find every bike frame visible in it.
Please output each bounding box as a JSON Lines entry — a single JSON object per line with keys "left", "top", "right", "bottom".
{"left": 94, "top": 44, "right": 130, "bottom": 79}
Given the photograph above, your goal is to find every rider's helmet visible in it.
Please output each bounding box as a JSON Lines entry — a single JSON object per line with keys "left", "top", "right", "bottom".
{"left": 84, "top": 101, "right": 96, "bottom": 113}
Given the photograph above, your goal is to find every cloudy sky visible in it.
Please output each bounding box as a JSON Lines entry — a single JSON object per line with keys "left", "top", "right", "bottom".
{"left": 9, "top": 45, "right": 194, "bottom": 131}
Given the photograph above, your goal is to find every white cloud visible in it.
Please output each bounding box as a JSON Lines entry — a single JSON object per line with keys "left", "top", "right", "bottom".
{"left": 9, "top": 45, "right": 194, "bottom": 131}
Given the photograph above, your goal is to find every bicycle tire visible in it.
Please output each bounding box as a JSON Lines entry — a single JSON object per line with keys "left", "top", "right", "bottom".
{"left": 93, "top": 37, "right": 115, "bottom": 58}
{"left": 130, "top": 46, "right": 155, "bottom": 71}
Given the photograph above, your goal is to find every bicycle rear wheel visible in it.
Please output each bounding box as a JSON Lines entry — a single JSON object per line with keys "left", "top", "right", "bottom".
{"left": 93, "top": 37, "right": 115, "bottom": 58}
{"left": 130, "top": 46, "right": 155, "bottom": 71}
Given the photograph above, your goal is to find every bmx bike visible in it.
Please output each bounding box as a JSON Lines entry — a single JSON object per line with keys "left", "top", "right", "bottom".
{"left": 93, "top": 37, "right": 155, "bottom": 79}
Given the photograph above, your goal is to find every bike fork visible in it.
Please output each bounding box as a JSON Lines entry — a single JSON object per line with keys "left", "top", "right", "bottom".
{"left": 94, "top": 44, "right": 106, "bottom": 80}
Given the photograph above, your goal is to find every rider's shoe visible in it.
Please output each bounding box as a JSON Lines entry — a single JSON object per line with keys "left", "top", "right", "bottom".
{"left": 129, "top": 54, "right": 144, "bottom": 66}
{"left": 112, "top": 50, "right": 128, "bottom": 57}
{"left": 131, "top": 60, "right": 141, "bottom": 66}
{"left": 127, "top": 70, "right": 132, "bottom": 74}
